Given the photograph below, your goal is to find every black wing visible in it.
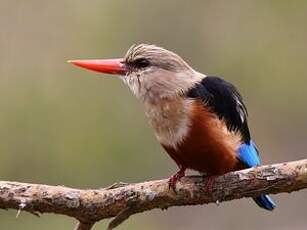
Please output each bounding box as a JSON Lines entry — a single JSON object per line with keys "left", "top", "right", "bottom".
{"left": 186, "top": 76, "right": 251, "bottom": 143}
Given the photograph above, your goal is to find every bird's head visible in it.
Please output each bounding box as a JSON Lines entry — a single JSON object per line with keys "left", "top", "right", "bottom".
{"left": 69, "top": 44, "right": 202, "bottom": 102}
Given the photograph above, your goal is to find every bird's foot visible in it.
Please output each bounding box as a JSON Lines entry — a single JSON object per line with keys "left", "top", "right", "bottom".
{"left": 205, "top": 176, "right": 217, "bottom": 194}
{"left": 168, "top": 168, "right": 186, "bottom": 193}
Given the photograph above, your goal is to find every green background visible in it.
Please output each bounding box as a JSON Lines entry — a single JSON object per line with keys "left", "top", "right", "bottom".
{"left": 0, "top": 0, "right": 306, "bottom": 229}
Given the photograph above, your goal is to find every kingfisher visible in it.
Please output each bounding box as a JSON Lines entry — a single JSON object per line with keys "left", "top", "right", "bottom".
{"left": 69, "top": 44, "right": 276, "bottom": 211}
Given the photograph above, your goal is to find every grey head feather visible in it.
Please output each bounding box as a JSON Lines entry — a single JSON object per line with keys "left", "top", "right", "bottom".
{"left": 124, "top": 44, "right": 192, "bottom": 72}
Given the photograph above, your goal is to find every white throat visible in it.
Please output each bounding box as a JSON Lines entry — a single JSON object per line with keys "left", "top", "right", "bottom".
{"left": 121, "top": 69, "right": 205, "bottom": 148}
{"left": 143, "top": 97, "right": 193, "bottom": 148}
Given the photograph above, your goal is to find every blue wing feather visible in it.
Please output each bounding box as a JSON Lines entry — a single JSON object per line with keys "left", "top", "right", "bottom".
{"left": 238, "top": 141, "right": 260, "bottom": 167}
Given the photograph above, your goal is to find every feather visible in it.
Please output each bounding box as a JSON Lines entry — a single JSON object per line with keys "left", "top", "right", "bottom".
{"left": 186, "top": 76, "right": 250, "bottom": 142}
{"left": 237, "top": 141, "right": 260, "bottom": 167}
{"left": 187, "top": 76, "right": 276, "bottom": 211}
{"left": 238, "top": 141, "right": 276, "bottom": 211}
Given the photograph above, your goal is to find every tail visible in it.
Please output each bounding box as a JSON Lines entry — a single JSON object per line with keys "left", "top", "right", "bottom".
{"left": 238, "top": 141, "right": 277, "bottom": 211}
{"left": 253, "top": 194, "right": 276, "bottom": 211}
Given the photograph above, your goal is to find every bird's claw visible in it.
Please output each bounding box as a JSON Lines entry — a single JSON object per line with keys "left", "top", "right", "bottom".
{"left": 168, "top": 168, "right": 186, "bottom": 193}
{"left": 205, "top": 176, "right": 216, "bottom": 194}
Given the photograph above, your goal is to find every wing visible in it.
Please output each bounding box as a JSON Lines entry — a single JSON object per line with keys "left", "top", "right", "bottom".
{"left": 238, "top": 141, "right": 260, "bottom": 167}
{"left": 186, "top": 76, "right": 250, "bottom": 143}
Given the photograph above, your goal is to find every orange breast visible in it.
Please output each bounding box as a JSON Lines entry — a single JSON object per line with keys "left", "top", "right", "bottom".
{"left": 162, "top": 100, "right": 245, "bottom": 175}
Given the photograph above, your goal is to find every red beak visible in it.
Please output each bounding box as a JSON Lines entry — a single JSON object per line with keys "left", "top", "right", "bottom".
{"left": 68, "top": 58, "right": 127, "bottom": 75}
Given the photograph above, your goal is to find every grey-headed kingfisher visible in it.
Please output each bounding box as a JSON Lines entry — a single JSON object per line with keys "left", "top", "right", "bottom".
{"left": 69, "top": 44, "right": 276, "bottom": 211}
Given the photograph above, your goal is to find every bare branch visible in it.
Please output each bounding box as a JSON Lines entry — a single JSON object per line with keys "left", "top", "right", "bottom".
{"left": 0, "top": 159, "right": 307, "bottom": 229}
{"left": 74, "top": 222, "right": 95, "bottom": 230}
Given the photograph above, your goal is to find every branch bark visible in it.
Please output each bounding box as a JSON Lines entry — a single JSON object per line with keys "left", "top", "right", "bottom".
{"left": 0, "top": 159, "right": 307, "bottom": 229}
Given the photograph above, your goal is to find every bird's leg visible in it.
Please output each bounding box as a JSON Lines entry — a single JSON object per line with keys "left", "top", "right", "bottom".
{"left": 205, "top": 175, "right": 217, "bottom": 194}
{"left": 168, "top": 167, "right": 186, "bottom": 192}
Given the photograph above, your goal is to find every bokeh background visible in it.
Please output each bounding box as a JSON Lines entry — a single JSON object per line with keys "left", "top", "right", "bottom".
{"left": 1, "top": 0, "right": 307, "bottom": 229}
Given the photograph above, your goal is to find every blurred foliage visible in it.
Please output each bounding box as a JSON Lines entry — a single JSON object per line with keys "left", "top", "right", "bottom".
{"left": 0, "top": 0, "right": 307, "bottom": 229}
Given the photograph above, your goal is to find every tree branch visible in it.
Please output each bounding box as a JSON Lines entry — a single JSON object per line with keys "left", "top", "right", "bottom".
{"left": 0, "top": 159, "right": 307, "bottom": 229}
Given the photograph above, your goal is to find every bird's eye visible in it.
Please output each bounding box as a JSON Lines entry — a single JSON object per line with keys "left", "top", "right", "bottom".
{"left": 133, "top": 58, "right": 150, "bottom": 69}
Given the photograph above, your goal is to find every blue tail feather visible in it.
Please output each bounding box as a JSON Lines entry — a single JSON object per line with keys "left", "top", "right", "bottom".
{"left": 238, "top": 141, "right": 276, "bottom": 211}
{"left": 253, "top": 194, "right": 276, "bottom": 211}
